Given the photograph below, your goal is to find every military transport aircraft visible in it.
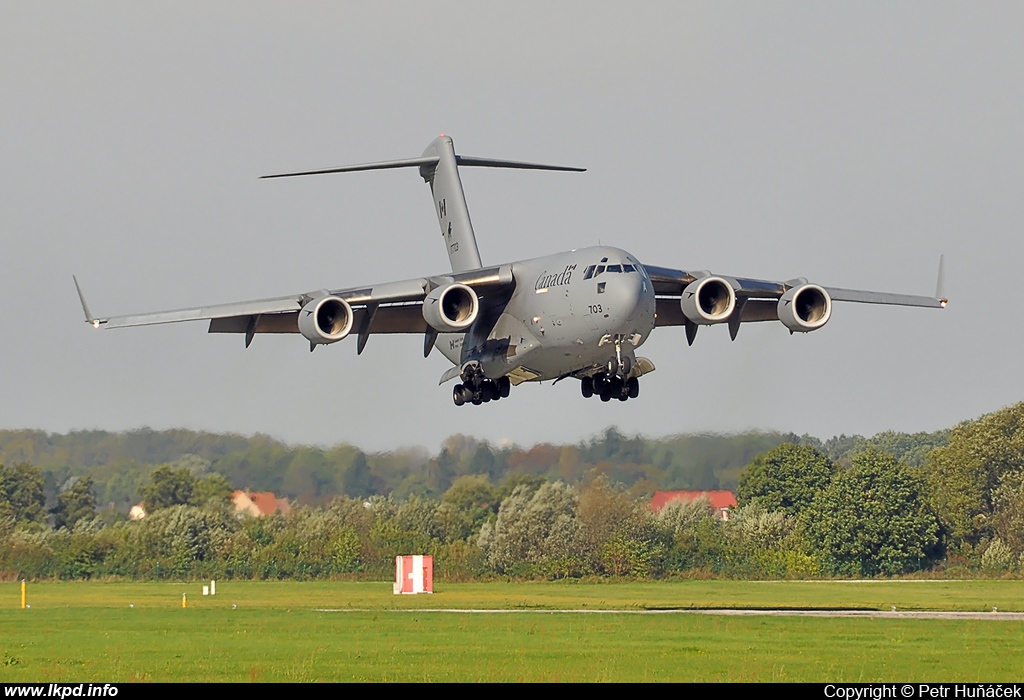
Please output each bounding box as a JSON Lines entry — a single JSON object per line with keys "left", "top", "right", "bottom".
{"left": 75, "top": 135, "right": 946, "bottom": 406}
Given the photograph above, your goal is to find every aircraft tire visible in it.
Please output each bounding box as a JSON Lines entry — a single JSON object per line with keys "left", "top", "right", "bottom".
{"left": 627, "top": 377, "right": 640, "bottom": 399}
{"left": 581, "top": 376, "right": 594, "bottom": 398}
{"left": 499, "top": 376, "right": 511, "bottom": 398}
{"left": 599, "top": 391, "right": 611, "bottom": 402}
{"left": 453, "top": 384, "right": 466, "bottom": 406}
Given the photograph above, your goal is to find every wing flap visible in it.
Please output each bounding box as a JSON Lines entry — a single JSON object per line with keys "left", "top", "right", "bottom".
{"left": 740, "top": 299, "right": 781, "bottom": 322}
{"left": 209, "top": 313, "right": 299, "bottom": 334}
{"left": 208, "top": 303, "right": 430, "bottom": 338}
{"left": 365, "top": 304, "right": 429, "bottom": 334}
{"left": 655, "top": 298, "right": 779, "bottom": 326}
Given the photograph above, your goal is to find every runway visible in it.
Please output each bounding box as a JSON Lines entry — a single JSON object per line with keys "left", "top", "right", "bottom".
{"left": 314, "top": 608, "right": 1024, "bottom": 620}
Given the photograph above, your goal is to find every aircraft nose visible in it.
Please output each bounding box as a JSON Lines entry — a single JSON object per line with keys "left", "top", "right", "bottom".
{"left": 614, "top": 273, "right": 644, "bottom": 320}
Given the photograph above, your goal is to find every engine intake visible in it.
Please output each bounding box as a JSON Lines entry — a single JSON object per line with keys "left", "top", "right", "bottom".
{"left": 298, "top": 296, "right": 354, "bottom": 344}
{"left": 422, "top": 283, "right": 479, "bottom": 333}
{"left": 778, "top": 284, "right": 831, "bottom": 332}
{"left": 680, "top": 276, "right": 737, "bottom": 325}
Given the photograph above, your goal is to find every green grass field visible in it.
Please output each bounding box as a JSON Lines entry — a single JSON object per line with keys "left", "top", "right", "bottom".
{"left": 2, "top": 580, "right": 1023, "bottom": 682}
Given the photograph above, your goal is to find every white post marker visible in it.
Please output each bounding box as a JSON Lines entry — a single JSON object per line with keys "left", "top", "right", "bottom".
{"left": 203, "top": 586, "right": 209, "bottom": 596}
{"left": 210, "top": 580, "right": 216, "bottom": 596}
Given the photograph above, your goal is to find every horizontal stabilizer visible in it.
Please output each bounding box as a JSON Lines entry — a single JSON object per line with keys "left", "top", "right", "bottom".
{"left": 261, "top": 156, "right": 439, "bottom": 179}
{"left": 455, "top": 156, "right": 585, "bottom": 172}
{"left": 262, "top": 154, "right": 585, "bottom": 180}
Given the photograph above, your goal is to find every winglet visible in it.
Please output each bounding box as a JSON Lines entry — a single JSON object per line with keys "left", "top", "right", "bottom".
{"left": 73, "top": 276, "right": 102, "bottom": 328}
{"left": 936, "top": 254, "right": 947, "bottom": 307}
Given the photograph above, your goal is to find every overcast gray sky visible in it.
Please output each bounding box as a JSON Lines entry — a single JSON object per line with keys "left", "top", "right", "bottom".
{"left": 2, "top": 2, "right": 1021, "bottom": 452}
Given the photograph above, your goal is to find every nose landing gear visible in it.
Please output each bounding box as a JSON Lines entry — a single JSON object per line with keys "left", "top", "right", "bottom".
{"left": 581, "top": 340, "right": 641, "bottom": 402}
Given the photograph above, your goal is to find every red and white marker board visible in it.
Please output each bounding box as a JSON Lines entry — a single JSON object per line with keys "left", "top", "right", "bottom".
{"left": 394, "top": 555, "right": 433, "bottom": 594}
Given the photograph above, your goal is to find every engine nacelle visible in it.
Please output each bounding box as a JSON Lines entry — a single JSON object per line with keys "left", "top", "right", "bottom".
{"left": 422, "top": 283, "right": 479, "bottom": 333}
{"left": 680, "top": 276, "right": 737, "bottom": 325}
{"left": 298, "top": 295, "right": 354, "bottom": 345}
{"left": 778, "top": 283, "right": 832, "bottom": 332}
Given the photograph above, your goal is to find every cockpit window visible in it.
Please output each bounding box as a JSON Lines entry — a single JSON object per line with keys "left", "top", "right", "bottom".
{"left": 586, "top": 261, "right": 637, "bottom": 279}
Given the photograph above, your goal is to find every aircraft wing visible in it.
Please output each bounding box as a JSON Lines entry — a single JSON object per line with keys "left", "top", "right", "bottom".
{"left": 644, "top": 264, "right": 944, "bottom": 306}
{"left": 75, "top": 264, "right": 514, "bottom": 348}
{"left": 644, "top": 258, "right": 945, "bottom": 340}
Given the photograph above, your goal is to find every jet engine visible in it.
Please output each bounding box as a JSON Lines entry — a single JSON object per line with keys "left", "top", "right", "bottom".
{"left": 422, "top": 283, "right": 479, "bottom": 333}
{"left": 778, "top": 283, "right": 832, "bottom": 332}
{"left": 298, "top": 295, "right": 354, "bottom": 345}
{"left": 680, "top": 276, "right": 737, "bottom": 325}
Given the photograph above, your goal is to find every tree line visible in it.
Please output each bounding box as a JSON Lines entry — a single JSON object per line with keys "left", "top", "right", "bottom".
{"left": 0, "top": 426, "right": 948, "bottom": 511}
{"left": 1, "top": 403, "right": 1021, "bottom": 580}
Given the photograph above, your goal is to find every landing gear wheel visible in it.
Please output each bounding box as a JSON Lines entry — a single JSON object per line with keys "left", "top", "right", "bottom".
{"left": 498, "top": 376, "right": 511, "bottom": 398}
{"left": 599, "top": 390, "right": 611, "bottom": 402}
{"left": 581, "top": 376, "right": 594, "bottom": 398}
{"left": 453, "top": 384, "right": 466, "bottom": 406}
{"left": 627, "top": 376, "right": 640, "bottom": 399}
{"left": 609, "top": 376, "right": 624, "bottom": 395}
{"left": 471, "top": 392, "right": 482, "bottom": 405}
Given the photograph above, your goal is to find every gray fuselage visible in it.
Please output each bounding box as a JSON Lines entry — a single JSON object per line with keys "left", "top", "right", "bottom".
{"left": 435, "top": 246, "right": 656, "bottom": 383}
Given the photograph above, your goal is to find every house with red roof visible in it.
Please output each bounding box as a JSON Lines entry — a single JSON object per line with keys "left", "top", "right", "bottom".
{"left": 232, "top": 490, "right": 291, "bottom": 518}
{"left": 650, "top": 490, "right": 737, "bottom": 521}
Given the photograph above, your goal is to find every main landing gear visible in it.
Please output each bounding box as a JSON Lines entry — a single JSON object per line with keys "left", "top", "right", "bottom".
{"left": 580, "top": 373, "right": 640, "bottom": 402}
{"left": 453, "top": 375, "right": 511, "bottom": 406}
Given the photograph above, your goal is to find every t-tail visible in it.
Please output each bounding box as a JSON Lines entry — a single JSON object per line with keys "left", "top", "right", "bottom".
{"left": 262, "top": 135, "right": 584, "bottom": 273}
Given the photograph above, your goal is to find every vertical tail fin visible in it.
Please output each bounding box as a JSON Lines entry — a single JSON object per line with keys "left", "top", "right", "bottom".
{"left": 419, "top": 136, "right": 483, "bottom": 272}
